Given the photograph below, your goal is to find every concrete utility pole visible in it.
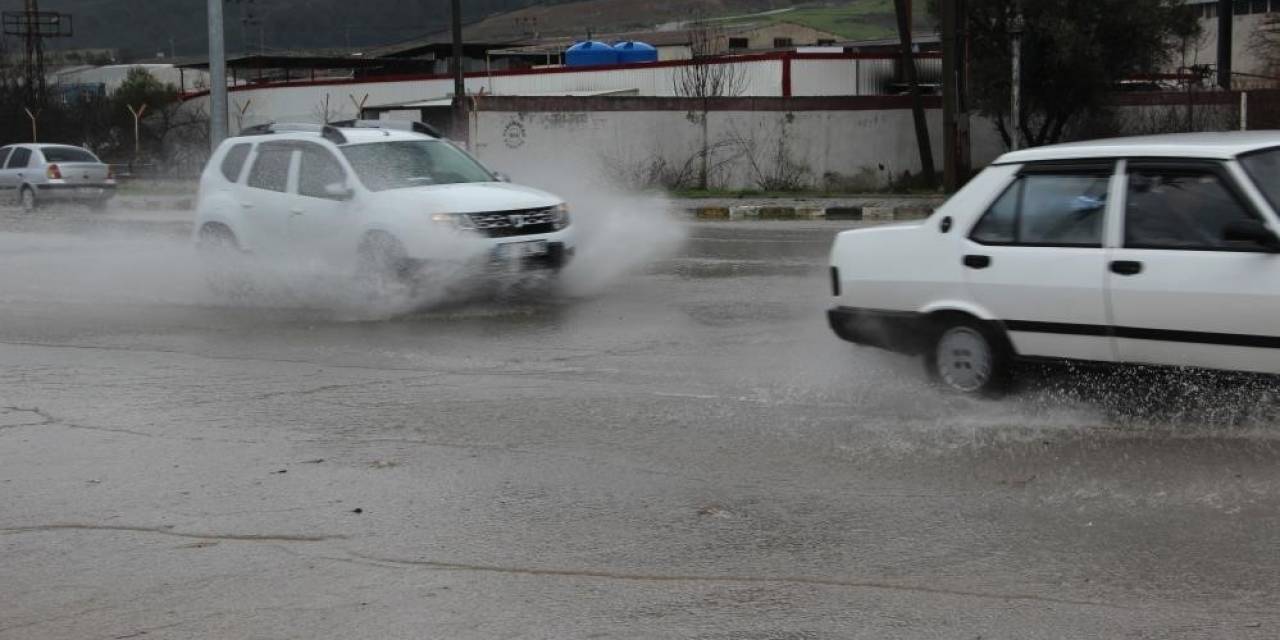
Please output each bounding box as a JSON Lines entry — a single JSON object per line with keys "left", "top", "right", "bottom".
{"left": 941, "top": 0, "right": 970, "bottom": 191}
{"left": 208, "top": 0, "right": 228, "bottom": 150}
{"left": 127, "top": 103, "right": 148, "bottom": 161}
{"left": 893, "top": 0, "right": 936, "bottom": 187}
{"left": 1218, "top": 0, "right": 1233, "bottom": 90}
{"left": 450, "top": 0, "right": 469, "bottom": 145}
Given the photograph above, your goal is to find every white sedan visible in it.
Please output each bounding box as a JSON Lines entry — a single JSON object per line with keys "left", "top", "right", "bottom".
{"left": 828, "top": 132, "right": 1280, "bottom": 395}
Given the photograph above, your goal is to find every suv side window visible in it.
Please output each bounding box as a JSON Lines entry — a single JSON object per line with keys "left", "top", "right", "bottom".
{"left": 246, "top": 142, "right": 293, "bottom": 192}
{"left": 220, "top": 143, "right": 252, "bottom": 183}
{"left": 7, "top": 147, "right": 32, "bottom": 169}
{"left": 1124, "top": 164, "right": 1260, "bottom": 251}
{"left": 296, "top": 143, "right": 348, "bottom": 200}
{"left": 970, "top": 166, "right": 1111, "bottom": 247}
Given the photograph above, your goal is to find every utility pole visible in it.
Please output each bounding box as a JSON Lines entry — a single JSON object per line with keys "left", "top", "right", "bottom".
{"left": 450, "top": 0, "right": 469, "bottom": 145}
{"left": 2, "top": 1, "right": 72, "bottom": 107}
{"left": 1217, "top": 0, "right": 1233, "bottom": 90}
{"left": 208, "top": 0, "right": 228, "bottom": 149}
{"left": 942, "top": 0, "right": 970, "bottom": 191}
{"left": 893, "top": 0, "right": 936, "bottom": 187}
{"left": 1009, "top": 1, "right": 1024, "bottom": 150}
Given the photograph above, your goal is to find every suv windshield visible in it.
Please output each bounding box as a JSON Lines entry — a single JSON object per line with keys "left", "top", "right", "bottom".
{"left": 1240, "top": 147, "right": 1280, "bottom": 212}
{"left": 340, "top": 139, "right": 493, "bottom": 191}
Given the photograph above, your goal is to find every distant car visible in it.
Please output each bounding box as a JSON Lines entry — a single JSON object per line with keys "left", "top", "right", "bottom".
{"left": 0, "top": 143, "right": 116, "bottom": 211}
{"left": 828, "top": 132, "right": 1280, "bottom": 395}
{"left": 193, "top": 122, "right": 574, "bottom": 288}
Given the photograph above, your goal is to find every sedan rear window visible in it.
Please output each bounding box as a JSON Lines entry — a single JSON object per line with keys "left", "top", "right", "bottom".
{"left": 341, "top": 140, "right": 493, "bottom": 191}
{"left": 40, "top": 146, "right": 98, "bottom": 163}
{"left": 1240, "top": 147, "right": 1280, "bottom": 213}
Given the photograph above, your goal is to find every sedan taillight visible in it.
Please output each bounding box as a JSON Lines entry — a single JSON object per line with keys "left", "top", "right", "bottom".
{"left": 46, "top": 164, "right": 62, "bottom": 180}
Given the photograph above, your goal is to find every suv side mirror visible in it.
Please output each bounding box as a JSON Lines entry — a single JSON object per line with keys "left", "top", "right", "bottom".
{"left": 323, "top": 182, "right": 355, "bottom": 201}
{"left": 493, "top": 172, "right": 511, "bottom": 183}
{"left": 1223, "top": 219, "right": 1280, "bottom": 251}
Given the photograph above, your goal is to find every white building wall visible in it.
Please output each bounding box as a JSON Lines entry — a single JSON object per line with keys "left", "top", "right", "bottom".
{"left": 470, "top": 106, "right": 1006, "bottom": 191}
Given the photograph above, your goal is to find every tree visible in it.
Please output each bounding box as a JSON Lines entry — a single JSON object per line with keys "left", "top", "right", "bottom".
{"left": 672, "top": 18, "right": 748, "bottom": 190}
{"left": 960, "top": 0, "right": 1200, "bottom": 148}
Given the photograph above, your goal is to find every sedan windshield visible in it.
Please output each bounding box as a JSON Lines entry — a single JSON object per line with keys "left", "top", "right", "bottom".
{"left": 340, "top": 140, "right": 494, "bottom": 191}
{"left": 41, "top": 146, "right": 98, "bottom": 163}
{"left": 1240, "top": 147, "right": 1280, "bottom": 212}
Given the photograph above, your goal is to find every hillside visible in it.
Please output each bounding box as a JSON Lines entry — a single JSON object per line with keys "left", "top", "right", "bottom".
{"left": 32, "top": 0, "right": 918, "bottom": 61}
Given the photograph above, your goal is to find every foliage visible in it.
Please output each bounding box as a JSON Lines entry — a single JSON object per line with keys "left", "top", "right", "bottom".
{"left": 957, "top": 0, "right": 1200, "bottom": 148}
{"left": 0, "top": 64, "right": 208, "bottom": 176}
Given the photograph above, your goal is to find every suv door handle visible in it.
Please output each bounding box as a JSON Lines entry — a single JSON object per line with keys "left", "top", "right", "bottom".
{"left": 963, "top": 254, "right": 991, "bottom": 269}
{"left": 1110, "top": 260, "right": 1143, "bottom": 276}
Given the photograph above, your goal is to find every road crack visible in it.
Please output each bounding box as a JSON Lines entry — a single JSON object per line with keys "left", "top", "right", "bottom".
{"left": 0, "top": 523, "right": 342, "bottom": 543}
{"left": 335, "top": 550, "right": 1149, "bottom": 612}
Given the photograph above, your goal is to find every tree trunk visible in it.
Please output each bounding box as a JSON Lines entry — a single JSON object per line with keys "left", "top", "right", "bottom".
{"left": 894, "top": 0, "right": 936, "bottom": 187}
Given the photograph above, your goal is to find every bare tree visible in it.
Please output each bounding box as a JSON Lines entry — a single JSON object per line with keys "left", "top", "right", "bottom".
{"left": 1250, "top": 15, "right": 1280, "bottom": 83}
{"left": 672, "top": 17, "right": 748, "bottom": 189}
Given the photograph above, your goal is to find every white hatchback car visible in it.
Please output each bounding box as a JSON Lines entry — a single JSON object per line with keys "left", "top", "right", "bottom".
{"left": 829, "top": 132, "right": 1280, "bottom": 395}
{"left": 194, "top": 123, "right": 573, "bottom": 285}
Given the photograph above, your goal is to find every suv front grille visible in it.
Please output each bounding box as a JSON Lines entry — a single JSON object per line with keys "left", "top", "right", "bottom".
{"left": 466, "top": 207, "right": 557, "bottom": 237}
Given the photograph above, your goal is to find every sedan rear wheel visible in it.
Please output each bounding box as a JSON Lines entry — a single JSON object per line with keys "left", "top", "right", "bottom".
{"left": 19, "top": 187, "right": 36, "bottom": 212}
{"left": 925, "top": 318, "right": 1012, "bottom": 396}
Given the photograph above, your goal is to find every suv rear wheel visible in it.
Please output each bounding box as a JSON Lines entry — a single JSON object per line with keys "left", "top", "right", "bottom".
{"left": 925, "top": 316, "right": 1013, "bottom": 396}
{"left": 197, "top": 224, "right": 251, "bottom": 299}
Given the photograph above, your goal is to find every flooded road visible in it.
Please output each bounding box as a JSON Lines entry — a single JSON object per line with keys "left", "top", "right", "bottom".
{"left": 2, "top": 209, "right": 1278, "bottom": 638}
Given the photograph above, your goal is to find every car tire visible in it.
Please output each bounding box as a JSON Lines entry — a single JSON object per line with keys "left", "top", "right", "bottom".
{"left": 197, "top": 224, "right": 251, "bottom": 300}
{"left": 357, "top": 232, "right": 414, "bottom": 294}
{"left": 924, "top": 316, "right": 1013, "bottom": 396}
{"left": 19, "top": 187, "right": 36, "bottom": 212}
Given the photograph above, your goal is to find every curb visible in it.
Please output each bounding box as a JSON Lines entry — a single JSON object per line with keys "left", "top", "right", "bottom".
{"left": 688, "top": 204, "right": 936, "bottom": 221}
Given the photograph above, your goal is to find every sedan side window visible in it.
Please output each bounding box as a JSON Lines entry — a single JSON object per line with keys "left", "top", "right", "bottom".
{"left": 296, "top": 143, "right": 349, "bottom": 200}
{"left": 970, "top": 169, "right": 1110, "bottom": 247}
{"left": 0, "top": 147, "right": 12, "bottom": 168}
{"left": 7, "top": 147, "right": 32, "bottom": 169}
{"left": 246, "top": 143, "right": 293, "bottom": 193}
{"left": 1125, "top": 166, "right": 1260, "bottom": 251}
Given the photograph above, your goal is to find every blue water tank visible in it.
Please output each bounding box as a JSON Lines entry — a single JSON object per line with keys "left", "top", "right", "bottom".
{"left": 565, "top": 40, "right": 619, "bottom": 67}
{"left": 612, "top": 41, "right": 658, "bottom": 64}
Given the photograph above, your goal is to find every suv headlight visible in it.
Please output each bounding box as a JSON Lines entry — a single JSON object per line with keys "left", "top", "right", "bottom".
{"left": 550, "top": 203, "right": 570, "bottom": 231}
{"left": 431, "top": 212, "right": 476, "bottom": 230}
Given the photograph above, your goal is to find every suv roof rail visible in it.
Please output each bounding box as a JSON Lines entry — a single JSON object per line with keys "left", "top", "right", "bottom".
{"left": 329, "top": 118, "right": 443, "bottom": 139}
{"left": 239, "top": 122, "right": 324, "bottom": 136}
{"left": 236, "top": 121, "right": 347, "bottom": 144}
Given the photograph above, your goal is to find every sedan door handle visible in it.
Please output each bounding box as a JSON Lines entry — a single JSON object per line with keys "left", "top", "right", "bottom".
{"left": 963, "top": 254, "right": 991, "bottom": 269}
{"left": 239, "top": 202, "right": 255, "bottom": 209}
{"left": 289, "top": 208, "right": 304, "bottom": 216}
{"left": 1110, "top": 260, "right": 1143, "bottom": 276}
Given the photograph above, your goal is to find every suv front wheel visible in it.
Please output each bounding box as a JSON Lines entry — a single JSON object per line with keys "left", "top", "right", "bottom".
{"left": 924, "top": 317, "right": 1013, "bottom": 396}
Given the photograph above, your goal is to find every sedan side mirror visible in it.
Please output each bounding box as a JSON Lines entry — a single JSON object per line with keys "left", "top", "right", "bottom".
{"left": 323, "top": 182, "right": 355, "bottom": 201}
{"left": 1223, "top": 219, "right": 1280, "bottom": 251}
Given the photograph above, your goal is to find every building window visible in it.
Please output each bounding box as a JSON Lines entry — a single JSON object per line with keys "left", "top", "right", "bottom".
{"left": 773, "top": 37, "right": 793, "bottom": 48}
{"left": 728, "top": 37, "right": 748, "bottom": 49}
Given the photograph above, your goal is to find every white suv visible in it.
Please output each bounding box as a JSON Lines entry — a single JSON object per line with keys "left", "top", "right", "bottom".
{"left": 828, "top": 132, "right": 1280, "bottom": 395}
{"left": 193, "top": 123, "right": 574, "bottom": 287}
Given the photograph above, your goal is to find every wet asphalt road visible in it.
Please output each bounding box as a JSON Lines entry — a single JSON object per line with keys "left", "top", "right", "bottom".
{"left": 2, "top": 208, "right": 1280, "bottom": 639}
